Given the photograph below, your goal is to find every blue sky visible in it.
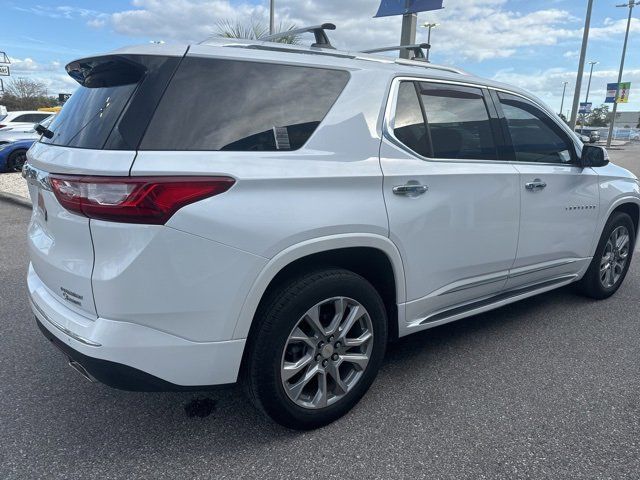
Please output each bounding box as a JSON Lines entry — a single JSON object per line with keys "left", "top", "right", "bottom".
{"left": 0, "top": 0, "right": 639, "bottom": 115}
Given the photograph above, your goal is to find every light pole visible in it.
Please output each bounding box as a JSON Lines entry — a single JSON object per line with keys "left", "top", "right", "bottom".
{"left": 421, "top": 22, "right": 439, "bottom": 62}
{"left": 581, "top": 61, "right": 598, "bottom": 125}
{"left": 569, "top": 0, "right": 594, "bottom": 129}
{"left": 560, "top": 81, "right": 569, "bottom": 117}
{"left": 269, "top": 0, "right": 275, "bottom": 35}
{"left": 584, "top": 61, "right": 598, "bottom": 104}
{"left": 606, "top": 0, "right": 639, "bottom": 147}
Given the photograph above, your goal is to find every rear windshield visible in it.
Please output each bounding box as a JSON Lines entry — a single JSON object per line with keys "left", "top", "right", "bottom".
{"left": 41, "top": 54, "right": 180, "bottom": 150}
{"left": 41, "top": 84, "right": 138, "bottom": 149}
{"left": 139, "top": 58, "right": 350, "bottom": 151}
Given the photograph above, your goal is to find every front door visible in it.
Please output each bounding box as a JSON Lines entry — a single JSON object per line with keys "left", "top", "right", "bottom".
{"left": 494, "top": 91, "right": 599, "bottom": 289}
{"left": 380, "top": 80, "right": 521, "bottom": 333}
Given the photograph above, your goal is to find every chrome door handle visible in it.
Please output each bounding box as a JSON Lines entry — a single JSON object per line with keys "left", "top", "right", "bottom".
{"left": 392, "top": 184, "right": 429, "bottom": 197}
{"left": 525, "top": 179, "right": 547, "bottom": 191}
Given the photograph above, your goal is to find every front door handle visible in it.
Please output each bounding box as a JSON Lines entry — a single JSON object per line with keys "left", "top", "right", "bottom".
{"left": 393, "top": 184, "right": 429, "bottom": 197}
{"left": 525, "top": 179, "right": 547, "bottom": 191}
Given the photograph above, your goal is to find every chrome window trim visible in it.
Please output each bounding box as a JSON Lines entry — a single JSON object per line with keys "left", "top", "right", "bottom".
{"left": 382, "top": 75, "right": 583, "bottom": 167}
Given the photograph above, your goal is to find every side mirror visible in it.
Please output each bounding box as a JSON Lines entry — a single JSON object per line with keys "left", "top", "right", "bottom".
{"left": 580, "top": 135, "right": 590, "bottom": 143}
{"left": 579, "top": 144, "right": 609, "bottom": 168}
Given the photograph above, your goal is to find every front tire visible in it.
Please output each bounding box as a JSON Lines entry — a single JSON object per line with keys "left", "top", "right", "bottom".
{"left": 578, "top": 212, "right": 635, "bottom": 299}
{"left": 244, "top": 269, "right": 387, "bottom": 430}
{"left": 7, "top": 149, "right": 27, "bottom": 172}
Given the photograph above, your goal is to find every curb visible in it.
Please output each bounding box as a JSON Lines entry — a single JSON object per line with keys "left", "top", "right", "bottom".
{"left": 0, "top": 191, "right": 32, "bottom": 209}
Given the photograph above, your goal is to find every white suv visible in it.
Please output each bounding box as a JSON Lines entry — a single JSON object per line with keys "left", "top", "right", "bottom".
{"left": 24, "top": 30, "right": 639, "bottom": 429}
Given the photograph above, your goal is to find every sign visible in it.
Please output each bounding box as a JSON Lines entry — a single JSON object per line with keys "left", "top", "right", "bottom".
{"left": 375, "top": 0, "right": 444, "bottom": 18}
{"left": 605, "top": 82, "right": 632, "bottom": 103}
{"left": 617, "top": 82, "right": 631, "bottom": 103}
{"left": 579, "top": 102, "right": 592, "bottom": 114}
{"left": 0, "top": 65, "right": 9, "bottom": 76}
{"left": 0, "top": 51, "right": 8, "bottom": 64}
{"left": 58, "top": 93, "right": 72, "bottom": 104}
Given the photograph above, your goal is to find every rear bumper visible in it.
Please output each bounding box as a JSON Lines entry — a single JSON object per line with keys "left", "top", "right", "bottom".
{"left": 28, "top": 264, "right": 246, "bottom": 390}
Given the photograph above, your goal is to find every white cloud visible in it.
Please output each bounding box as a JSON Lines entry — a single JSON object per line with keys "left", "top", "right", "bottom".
{"left": 13, "top": 5, "right": 109, "bottom": 27}
{"left": 98, "top": 0, "right": 587, "bottom": 61}
{"left": 492, "top": 67, "right": 640, "bottom": 113}
{"left": 4, "top": 57, "right": 76, "bottom": 95}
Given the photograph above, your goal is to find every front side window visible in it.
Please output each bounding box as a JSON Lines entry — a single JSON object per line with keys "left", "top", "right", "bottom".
{"left": 418, "top": 82, "right": 498, "bottom": 160}
{"left": 140, "top": 58, "right": 350, "bottom": 151}
{"left": 499, "top": 93, "right": 574, "bottom": 164}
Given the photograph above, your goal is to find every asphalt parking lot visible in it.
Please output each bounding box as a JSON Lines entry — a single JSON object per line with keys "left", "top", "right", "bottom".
{"left": 1, "top": 146, "right": 639, "bottom": 479}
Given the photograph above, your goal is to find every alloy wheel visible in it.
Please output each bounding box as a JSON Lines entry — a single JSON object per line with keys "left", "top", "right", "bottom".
{"left": 280, "top": 296, "right": 374, "bottom": 409}
{"left": 600, "top": 225, "right": 630, "bottom": 288}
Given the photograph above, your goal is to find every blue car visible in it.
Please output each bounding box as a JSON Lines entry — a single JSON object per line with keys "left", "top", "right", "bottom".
{"left": 0, "top": 139, "right": 35, "bottom": 172}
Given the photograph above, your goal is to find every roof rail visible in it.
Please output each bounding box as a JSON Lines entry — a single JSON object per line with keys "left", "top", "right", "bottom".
{"left": 261, "top": 23, "right": 336, "bottom": 49}
{"left": 362, "top": 43, "right": 430, "bottom": 60}
{"left": 394, "top": 58, "right": 467, "bottom": 75}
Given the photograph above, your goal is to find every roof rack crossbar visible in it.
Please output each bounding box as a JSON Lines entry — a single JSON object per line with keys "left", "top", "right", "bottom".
{"left": 362, "top": 43, "right": 430, "bottom": 59}
{"left": 261, "top": 23, "right": 336, "bottom": 49}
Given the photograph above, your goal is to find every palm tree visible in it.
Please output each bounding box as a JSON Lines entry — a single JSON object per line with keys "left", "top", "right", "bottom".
{"left": 216, "top": 19, "right": 299, "bottom": 44}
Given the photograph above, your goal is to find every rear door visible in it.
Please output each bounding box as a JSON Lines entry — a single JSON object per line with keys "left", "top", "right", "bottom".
{"left": 26, "top": 50, "right": 184, "bottom": 317}
{"left": 380, "top": 79, "right": 521, "bottom": 330}
{"left": 493, "top": 91, "right": 599, "bottom": 289}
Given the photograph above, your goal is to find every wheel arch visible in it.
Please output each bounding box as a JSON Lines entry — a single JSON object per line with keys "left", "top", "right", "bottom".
{"left": 594, "top": 197, "right": 640, "bottom": 255}
{"left": 232, "top": 234, "right": 406, "bottom": 342}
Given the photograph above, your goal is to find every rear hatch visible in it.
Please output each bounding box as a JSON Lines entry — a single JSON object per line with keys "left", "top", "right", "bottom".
{"left": 26, "top": 47, "right": 185, "bottom": 317}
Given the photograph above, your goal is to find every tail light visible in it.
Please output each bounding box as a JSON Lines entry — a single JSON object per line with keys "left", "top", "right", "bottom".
{"left": 49, "top": 175, "right": 235, "bottom": 225}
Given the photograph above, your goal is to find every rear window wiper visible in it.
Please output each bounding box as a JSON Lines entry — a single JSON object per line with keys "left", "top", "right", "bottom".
{"left": 35, "top": 123, "right": 54, "bottom": 139}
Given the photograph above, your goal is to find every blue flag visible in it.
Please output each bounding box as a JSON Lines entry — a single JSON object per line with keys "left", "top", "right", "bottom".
{"left": 374, "top": 0, "right": 444, "bottom": 18}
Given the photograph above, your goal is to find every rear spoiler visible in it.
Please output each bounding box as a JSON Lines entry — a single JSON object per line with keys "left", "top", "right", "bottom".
{"left": 66, "top": 55, "right": 147, "bottom": 88}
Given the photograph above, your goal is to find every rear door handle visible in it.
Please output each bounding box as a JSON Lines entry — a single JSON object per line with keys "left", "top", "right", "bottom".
{"left": 392, "top": 184, "right": 429, "bottom": 197}
{"left": 525, "top": 179, "right": 547, "bottom": 191}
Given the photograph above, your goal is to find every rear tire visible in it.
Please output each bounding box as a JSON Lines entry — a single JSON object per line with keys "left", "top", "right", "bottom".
{"left": 578, "top": 212, "right": 635, "bottom": 299}
{"left": 244, "top": 269, "right": 387, "bottom": 430}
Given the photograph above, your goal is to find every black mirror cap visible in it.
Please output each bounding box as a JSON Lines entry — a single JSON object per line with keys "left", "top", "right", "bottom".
{"left": 580, "top": 145, "right": 609, "bottom": 168}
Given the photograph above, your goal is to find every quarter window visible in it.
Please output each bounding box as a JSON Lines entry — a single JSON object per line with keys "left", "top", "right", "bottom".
{"left": 499, "top": 93, "right": 574, "bottom": 164}
{"left": 140, "top": 58, "right": 350, "bottom": 151}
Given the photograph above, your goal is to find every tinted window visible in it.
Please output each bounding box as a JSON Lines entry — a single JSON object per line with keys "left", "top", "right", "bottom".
{"left": 140, "top": 58, "right": 350, "bottom": 151}
{"left": 41, "top": 54, "right": 179, "bottom": 150}
{"left": 499, "top": 93, "right": 573, "bottom": 163}
{"left": 23, "top": 113, "right": 50, "bottom": 122}
{"left": 12, "top": 115, "right": 31, "bottom": 122}
{"left": 393, "top": 81, "right": 430, "bottom": 157}
{"left": 418, "top": 83, "right": 497, "bottom": 160}
{"left": 41, "top": 84, "right": 138, "bottom": 149}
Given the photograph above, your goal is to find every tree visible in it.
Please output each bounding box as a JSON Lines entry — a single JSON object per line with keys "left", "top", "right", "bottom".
{"left": 216, "top": 19, "right": 299, "bottom": 44}
{"left": 585, "top": 104, "right": 609, "bottom": 127}
{"left": 0, "top": 77, "right": 58, "bottom": 110}
{"left": 558, "top": 113, "right": 569, "bottom": 124}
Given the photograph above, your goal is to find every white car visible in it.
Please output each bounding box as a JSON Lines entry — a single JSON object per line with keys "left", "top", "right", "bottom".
{"left": 24, "top": 29, "right": 639, "bottom": 429}
{"left": 0, "top": 110, "right": 52, "bottom": 130}
{"left": 0, "top": 114, "right": 54, "bottom": 144}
